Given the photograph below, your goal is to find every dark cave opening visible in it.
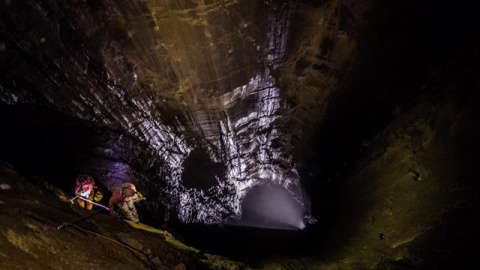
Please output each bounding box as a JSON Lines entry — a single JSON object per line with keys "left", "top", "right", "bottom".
{"left": 181, "top": 148, "right": 226, "bottom": 190}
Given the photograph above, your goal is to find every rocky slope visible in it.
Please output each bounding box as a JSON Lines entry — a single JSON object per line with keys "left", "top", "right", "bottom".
{"left": 0, "top": 161, "right": 248, "bottom": 270}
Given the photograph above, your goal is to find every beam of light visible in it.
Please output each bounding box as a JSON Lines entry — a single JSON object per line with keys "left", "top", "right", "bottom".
{"left": 228, "top": 184, "right": 306, "bottom": 230}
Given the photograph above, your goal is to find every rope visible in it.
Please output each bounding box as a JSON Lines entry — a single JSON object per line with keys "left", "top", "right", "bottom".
{"left": 63, "top": 223, "right": 158, "bottom": 270}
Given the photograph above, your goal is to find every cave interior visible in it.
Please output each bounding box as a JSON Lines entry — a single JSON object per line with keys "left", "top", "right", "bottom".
{"left": 1, "top": 0, "right": 480, "bottom": 268}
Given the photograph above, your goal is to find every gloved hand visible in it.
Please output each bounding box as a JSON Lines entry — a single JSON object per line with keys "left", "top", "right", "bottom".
{"left": 134, "top": 192, "right": 144, "bottom": 202}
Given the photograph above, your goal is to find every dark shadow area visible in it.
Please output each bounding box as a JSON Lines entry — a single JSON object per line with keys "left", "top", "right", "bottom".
{"left": 0, "top": 104, "right": 98, "bottom": 191}
{"left": 299, "top": 0, "right": 480, "bottom": 265}
{"left": 307, "top": 0, "right": 480, "bottom": 216}
{"left": 171, "top": 221, "right": 322, "bottom": 263}
{"left": 181, "top": 148, "right": 226, "bottom": 190}
{"left": 310, "top": 0, "right": 476, "bottom": 189}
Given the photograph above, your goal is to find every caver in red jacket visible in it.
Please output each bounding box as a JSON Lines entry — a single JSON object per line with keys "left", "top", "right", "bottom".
{"left": 108, "top": 182, "right": 139, "bottom": 223}
{"left": 74, "top": 175, "right": 95, "bottom": 210}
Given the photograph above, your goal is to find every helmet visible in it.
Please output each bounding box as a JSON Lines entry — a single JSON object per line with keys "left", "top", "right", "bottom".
{"left": 122, "top": 187, "right": 136, "bottom": 198}
{"left": 77, "top": 175, "right": 87, "bottom": 183}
